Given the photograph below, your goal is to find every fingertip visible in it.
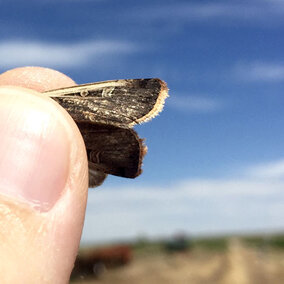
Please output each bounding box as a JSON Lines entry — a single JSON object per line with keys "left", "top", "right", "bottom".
{"left": 0, "top": 81, "right": 88, "bottom": 281}
{"left": 0, "top": 66, "right": 76, "bottom": 92}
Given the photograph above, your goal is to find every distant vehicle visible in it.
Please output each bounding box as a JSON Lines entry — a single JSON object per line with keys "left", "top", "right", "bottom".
{"left": 164, "top": 234, "right": 191, "bottom": 253}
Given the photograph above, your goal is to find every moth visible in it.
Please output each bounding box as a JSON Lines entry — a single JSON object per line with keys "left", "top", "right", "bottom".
{"left": 45, "top": 78, "right": 168, "bottom": 187}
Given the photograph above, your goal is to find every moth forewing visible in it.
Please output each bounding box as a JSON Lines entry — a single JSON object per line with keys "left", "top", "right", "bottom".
{"left": 45, "top": 78, "right": 168, "bottom": 128}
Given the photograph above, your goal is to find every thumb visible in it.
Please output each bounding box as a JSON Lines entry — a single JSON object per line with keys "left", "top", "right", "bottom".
{"left": 0, "top": 68, "right": 89, "bottom": 283}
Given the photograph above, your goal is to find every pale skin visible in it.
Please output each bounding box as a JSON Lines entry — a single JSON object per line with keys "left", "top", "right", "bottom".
{"left": 0, "top": 67, "right": 92, "bottom": 283}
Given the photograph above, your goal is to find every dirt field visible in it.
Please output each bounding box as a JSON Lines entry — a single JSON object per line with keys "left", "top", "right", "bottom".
{"left": 73, "top": 239, "right": 284, "bottom": 284}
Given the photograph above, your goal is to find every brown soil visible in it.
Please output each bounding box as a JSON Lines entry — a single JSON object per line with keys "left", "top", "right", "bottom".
{"left": 73, "top": 239, "right": 284, "bottom": 284}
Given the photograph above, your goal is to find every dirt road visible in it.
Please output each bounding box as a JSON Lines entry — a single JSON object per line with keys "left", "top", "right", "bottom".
{"left": 73, "top": 239, "right": 284, "bottom": 284}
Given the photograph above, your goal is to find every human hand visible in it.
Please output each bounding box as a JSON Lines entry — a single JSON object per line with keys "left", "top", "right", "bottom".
{"left": 0, "top": 67, "right": 90, "bottom": 283}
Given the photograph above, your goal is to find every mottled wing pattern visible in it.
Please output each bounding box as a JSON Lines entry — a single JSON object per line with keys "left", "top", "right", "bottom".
{"left": 46, "top": 78, "right": 168, "bottom": 128}
{"left": 45, "top": 78, "right": 168, "bottom": 187}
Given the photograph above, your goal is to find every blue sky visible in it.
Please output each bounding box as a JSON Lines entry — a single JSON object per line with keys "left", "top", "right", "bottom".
{"left": 0, "top": 0, "right": 284, "bottom": 243}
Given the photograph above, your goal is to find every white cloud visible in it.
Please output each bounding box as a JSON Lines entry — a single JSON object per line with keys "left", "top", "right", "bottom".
{"left": 262, "top": 0, "right": 284, "bottom": 8}
{"left": 0, "top": 40, "right": 138, "bottom": 69}
{"left": 168, "top": 95, "right": 223, "bottom": 113}
{"left": 142, "top": 3, "right": 259, "bottom": 20}
{"left": 235, "top": 62, "right": 284, "bottom": 82}
{"left": 136, "top": 2, "right": 284, "bottom": 24}
{"left": 81, "top": 177, "right": 284, "bottom": 244}
{"left": 247, "top": 159, "right": 284, "bottom": 179}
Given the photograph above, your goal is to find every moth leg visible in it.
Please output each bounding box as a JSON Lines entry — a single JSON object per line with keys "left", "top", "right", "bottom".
{"left": 88, "top": 167, "right": 108, "bottom": 188}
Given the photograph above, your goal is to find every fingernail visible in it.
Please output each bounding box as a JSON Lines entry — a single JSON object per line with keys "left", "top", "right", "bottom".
{"left": 0, "top": 90, "right": 70, "bottom": 211}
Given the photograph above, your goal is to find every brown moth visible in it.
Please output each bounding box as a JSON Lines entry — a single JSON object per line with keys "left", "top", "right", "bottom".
{"left": 45, "top": 78, "right": 168, "bottom": 187}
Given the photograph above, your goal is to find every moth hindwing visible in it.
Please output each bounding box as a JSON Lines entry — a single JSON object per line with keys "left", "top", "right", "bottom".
{"left": 78, "top": 122, "right": 147, "bottom": 179}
